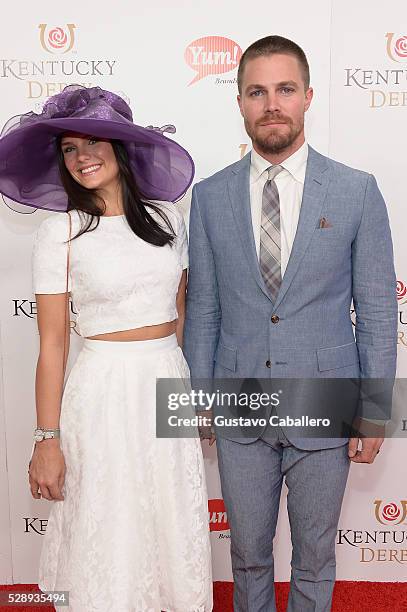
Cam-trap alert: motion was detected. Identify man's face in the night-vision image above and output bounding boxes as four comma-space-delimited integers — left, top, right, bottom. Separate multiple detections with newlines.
238, 53, 313, 159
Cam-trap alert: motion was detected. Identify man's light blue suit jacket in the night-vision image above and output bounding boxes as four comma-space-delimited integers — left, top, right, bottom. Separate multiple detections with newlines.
183, 147, 398, 449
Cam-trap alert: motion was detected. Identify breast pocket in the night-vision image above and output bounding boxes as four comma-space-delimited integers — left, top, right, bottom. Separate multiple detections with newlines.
312, 226, 350, 245
314, 227, 343, 236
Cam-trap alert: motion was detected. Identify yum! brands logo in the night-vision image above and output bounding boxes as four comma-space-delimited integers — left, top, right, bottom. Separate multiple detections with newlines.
39, 24, 76, 54
386, 33, 407, 62
374, 500, 407, 525
185, 36, 242, 86
208, 499, 230, 532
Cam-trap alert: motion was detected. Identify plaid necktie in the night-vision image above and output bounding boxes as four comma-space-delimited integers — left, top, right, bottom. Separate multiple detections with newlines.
260, 165, 284, 301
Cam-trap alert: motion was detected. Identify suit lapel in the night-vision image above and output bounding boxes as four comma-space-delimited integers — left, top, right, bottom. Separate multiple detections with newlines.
227, 152, 272, 299
273, 146, 330, 310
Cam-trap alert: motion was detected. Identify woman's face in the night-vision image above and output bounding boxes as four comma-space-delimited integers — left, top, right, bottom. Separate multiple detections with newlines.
60, 133, 120, 191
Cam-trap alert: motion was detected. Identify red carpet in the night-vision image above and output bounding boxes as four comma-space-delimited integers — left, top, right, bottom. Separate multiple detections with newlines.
1, 582, 407, 611
213, 581, 407, 611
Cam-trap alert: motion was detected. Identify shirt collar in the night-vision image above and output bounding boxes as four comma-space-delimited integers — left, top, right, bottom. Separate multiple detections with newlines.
250, 141, 308, 185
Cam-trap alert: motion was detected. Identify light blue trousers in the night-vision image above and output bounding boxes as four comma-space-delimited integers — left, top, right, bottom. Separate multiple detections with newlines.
216, 429, 350, 612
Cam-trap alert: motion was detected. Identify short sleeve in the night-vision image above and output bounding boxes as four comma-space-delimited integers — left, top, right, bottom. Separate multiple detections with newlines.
32, 214, 72, 294
154, 201, 189, 270
174, 208, 189, 270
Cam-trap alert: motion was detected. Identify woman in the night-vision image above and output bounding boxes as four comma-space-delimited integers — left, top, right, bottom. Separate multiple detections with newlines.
0, 86, 212, 611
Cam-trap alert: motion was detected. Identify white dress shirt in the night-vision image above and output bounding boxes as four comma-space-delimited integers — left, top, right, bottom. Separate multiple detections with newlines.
249, 142, 308, 277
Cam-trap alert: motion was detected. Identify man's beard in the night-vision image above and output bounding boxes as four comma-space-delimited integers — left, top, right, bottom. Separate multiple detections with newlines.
245, 115, 303, 155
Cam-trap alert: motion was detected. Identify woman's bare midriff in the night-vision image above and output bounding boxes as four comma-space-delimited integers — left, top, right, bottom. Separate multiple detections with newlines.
86, 320, 177, 341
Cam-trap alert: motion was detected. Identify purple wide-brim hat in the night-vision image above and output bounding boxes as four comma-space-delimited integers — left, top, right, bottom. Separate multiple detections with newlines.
0, 85, 194, 211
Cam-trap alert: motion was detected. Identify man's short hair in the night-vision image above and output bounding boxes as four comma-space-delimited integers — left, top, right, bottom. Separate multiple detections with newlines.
237, 35, 310, 93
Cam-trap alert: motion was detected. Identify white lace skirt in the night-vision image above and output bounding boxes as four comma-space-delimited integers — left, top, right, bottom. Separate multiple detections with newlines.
38, 334, 213, 612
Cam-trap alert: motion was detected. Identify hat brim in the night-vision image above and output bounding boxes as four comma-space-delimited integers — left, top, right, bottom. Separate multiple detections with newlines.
0, 117, 194, 211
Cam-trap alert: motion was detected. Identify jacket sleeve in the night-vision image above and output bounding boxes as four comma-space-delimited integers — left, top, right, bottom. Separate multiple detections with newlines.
183, 183, 221, 379
352, 173, 398, 378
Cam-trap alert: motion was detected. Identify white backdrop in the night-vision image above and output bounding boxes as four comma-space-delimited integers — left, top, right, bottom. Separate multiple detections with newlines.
0, 0, 406, 585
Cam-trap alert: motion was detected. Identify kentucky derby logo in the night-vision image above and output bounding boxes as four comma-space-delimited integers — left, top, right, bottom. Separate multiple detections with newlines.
39, 24, 76, 54
397, 280, 407, 306
208, 499, 230, 531
185, 36, 242, 86
374, 500, 407, 525
386, 33, 407, 62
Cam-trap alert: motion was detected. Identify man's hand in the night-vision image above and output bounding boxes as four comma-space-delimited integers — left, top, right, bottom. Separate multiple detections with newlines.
200, 431, 216, 446
348, 436, 383, 463
197, 410, 216, 446
348, 418, 385, 463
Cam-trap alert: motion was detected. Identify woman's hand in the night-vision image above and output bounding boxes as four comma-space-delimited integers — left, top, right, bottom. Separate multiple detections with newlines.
28, 439, 66, 501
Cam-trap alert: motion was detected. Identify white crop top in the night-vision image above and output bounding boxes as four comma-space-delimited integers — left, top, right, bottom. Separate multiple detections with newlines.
32, 203, 188, 337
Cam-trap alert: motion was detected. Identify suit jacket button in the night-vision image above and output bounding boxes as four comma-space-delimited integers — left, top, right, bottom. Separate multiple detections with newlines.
271, 314, 280, 324
266, 360, 271, 368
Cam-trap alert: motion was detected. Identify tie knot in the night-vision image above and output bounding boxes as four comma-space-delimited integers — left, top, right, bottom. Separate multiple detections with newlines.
267, 165, 283, 181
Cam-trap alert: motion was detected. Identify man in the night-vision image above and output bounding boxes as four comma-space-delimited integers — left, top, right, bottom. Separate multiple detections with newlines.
183, 35, 397, 611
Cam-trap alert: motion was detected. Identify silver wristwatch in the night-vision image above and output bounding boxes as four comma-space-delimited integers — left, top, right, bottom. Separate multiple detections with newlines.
34, 428, 61, 442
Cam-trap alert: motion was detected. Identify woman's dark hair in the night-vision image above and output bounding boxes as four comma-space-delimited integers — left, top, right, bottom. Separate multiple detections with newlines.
57, 136, 175, 245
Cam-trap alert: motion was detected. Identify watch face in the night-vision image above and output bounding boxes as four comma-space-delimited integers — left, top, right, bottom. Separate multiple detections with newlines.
34, 433, 43, 442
